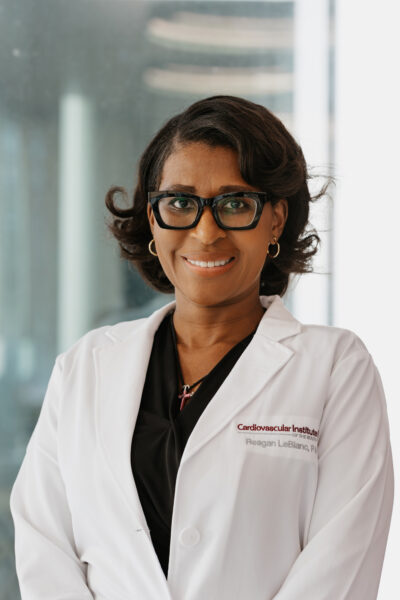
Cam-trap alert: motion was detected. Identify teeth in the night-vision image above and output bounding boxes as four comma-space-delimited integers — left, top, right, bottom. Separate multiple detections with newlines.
187, 258, 232, 267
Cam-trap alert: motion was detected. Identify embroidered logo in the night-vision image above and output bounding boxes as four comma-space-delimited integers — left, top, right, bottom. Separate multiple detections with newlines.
237, 422, 319, 439
235, 415, 320, 461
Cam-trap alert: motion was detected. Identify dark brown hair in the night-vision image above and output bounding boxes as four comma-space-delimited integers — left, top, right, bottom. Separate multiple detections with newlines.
105, 95, 328, 296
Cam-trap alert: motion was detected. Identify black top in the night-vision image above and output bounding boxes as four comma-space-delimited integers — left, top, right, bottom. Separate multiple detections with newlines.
130, 309, 257, 578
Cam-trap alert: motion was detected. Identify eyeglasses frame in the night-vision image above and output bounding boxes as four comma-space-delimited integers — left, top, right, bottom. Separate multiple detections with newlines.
147, 190, 272, 230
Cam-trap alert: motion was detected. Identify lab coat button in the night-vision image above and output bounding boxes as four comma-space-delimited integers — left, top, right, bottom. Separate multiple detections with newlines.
179, 527, 201, 547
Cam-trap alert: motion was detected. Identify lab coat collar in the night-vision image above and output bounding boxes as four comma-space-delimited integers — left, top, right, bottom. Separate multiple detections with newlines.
93, 294, 302, 530
106, 293, 301, 344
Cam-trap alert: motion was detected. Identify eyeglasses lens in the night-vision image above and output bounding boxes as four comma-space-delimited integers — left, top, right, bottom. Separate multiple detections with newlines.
158, 195, 258, 228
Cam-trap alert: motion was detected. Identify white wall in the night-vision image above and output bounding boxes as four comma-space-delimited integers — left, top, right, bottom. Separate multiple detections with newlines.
335, 1, 400, 597
291, 0, 331, 326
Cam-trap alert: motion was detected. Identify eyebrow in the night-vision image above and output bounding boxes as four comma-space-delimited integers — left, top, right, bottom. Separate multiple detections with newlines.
166, 184, 256, 193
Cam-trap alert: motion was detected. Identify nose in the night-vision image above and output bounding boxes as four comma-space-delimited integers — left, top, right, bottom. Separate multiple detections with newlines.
189, 206, 227, 244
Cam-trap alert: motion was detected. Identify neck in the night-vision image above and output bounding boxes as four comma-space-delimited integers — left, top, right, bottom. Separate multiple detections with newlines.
172, 289, 266, 350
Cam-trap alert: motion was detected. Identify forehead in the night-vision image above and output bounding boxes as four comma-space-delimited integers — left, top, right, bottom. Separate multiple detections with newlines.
159, 142, 243, 184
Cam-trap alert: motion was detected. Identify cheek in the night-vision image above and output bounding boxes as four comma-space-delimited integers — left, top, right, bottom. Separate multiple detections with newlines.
248, 247, 269, 275
239, 232, 269, 263
155, 231, 184, 273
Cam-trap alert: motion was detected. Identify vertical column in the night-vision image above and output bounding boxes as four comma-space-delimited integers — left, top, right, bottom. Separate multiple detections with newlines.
334, 0, 399, 486
291, 0, 331, 324
57, 93, 95, 353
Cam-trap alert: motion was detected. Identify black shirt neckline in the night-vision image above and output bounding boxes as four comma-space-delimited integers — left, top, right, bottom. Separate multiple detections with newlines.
167, 310, 258, 422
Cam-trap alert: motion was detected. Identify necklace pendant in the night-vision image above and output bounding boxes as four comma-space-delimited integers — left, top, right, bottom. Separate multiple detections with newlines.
178, 384, 193, 411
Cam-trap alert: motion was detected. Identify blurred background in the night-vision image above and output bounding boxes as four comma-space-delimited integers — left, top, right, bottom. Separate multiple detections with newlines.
1, 0, 398, 597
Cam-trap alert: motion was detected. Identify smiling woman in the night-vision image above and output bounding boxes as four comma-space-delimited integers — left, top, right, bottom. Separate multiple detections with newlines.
10, 94, 393, 600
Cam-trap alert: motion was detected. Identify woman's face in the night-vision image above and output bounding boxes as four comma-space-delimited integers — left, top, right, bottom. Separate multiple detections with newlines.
147, 141, 288, 307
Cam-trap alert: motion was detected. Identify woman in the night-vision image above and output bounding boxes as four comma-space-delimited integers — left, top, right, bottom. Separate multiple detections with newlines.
10, 96, 394, 600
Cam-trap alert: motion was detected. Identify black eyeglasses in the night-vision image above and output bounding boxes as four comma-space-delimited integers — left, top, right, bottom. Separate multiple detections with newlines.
147, 190, 272, 230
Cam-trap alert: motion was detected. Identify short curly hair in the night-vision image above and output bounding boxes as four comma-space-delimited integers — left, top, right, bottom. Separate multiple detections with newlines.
105, 95, 327, 297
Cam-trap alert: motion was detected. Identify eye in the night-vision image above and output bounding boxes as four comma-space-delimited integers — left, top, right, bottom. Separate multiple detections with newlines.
219, 197, 253, 211
224, 199, 244, 209
168, 196, 197, 210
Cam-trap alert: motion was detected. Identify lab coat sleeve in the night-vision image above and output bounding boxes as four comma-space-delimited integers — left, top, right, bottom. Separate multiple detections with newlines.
271, 349, 394, 600
9, 355, 94, 600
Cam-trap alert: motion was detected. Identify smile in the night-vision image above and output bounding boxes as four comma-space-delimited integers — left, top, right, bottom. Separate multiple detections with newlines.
186, 257, 234, 267
183, 256, 236, 276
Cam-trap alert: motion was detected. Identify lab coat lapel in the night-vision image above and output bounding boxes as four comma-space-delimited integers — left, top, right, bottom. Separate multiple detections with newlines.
180, 294, 302, 464
93, 294, 301, 526
93, 299, 176, 528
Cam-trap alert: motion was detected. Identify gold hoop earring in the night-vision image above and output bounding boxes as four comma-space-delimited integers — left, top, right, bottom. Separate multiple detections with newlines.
148, 238, 158, 257
267, 235, 280, 259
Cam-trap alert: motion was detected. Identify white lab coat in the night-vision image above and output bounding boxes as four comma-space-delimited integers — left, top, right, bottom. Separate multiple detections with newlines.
10, 294, 394, 600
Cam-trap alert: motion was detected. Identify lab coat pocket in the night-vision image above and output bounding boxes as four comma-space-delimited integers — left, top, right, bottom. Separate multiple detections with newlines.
234, 413, 320, 463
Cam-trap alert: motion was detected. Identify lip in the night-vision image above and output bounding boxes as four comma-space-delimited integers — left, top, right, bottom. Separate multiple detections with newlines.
182, 254, 235, 262
182, 255, 236, 276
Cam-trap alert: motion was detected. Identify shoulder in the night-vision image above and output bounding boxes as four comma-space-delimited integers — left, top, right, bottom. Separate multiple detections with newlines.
262, 295, 371, 367
55, 317, 148, 371
299, 322, 370, 354
295, 321, 372, 370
